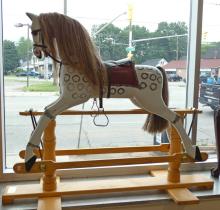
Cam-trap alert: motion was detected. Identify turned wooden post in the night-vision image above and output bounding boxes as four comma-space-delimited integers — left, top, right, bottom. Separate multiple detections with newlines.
42, 120, 57, 191
167, 113, 184, 183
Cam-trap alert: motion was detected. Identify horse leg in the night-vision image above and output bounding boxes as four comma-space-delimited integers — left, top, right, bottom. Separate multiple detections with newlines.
25, 96, 89, 171
135, 97, 202, 161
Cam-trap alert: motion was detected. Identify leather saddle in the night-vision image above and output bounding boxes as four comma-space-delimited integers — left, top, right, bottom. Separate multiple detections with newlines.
104, 58, 139, 98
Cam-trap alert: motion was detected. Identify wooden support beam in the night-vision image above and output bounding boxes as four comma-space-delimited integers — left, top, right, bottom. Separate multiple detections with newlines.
19, 108, 202, 116
38, 197, 62, 210
42, 120, 57, 191
2, 172, 213, 204
13, 152, 208, 174
19, 144, 170, 159
150, 170, 201, 205
168, 188, 199, 205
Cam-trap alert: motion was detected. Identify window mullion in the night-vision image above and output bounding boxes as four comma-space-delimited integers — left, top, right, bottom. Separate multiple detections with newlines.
185, 0, 203, 144
0, 0, 5, 178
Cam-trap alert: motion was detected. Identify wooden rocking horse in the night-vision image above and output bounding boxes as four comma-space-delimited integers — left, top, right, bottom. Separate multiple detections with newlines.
24, 12, 202, 172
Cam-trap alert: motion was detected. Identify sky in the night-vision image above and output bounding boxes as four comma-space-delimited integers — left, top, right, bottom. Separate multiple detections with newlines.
2, 0, 220, 43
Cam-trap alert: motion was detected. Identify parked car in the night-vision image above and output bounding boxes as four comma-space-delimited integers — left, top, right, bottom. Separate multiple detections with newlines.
200, 75, 208, 83
16, 70, 40, 77
16, 71, 29, 77
167, 74, 182, 82
38, 72, 52, 79
29, 70, 40, 77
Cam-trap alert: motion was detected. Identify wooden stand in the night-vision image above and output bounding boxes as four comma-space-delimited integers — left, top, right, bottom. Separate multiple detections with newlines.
2, 109, 214, 209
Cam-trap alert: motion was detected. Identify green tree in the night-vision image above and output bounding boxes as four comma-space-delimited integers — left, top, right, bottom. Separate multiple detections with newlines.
92, 23, 127, 60
3, 40, 19, 74
152, 21, 188, 61
201, 42, 220, 58
16, 37, 33, 62
92, 21, 188, 63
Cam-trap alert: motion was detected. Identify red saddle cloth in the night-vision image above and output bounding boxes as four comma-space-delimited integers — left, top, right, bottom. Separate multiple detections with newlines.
105, 60, 139, 87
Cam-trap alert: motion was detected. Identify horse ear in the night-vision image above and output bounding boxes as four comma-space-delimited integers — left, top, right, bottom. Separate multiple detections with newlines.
26, 12, 38, 20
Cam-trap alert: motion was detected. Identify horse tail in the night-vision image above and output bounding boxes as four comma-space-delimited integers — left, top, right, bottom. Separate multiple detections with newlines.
143, 66, 169, 133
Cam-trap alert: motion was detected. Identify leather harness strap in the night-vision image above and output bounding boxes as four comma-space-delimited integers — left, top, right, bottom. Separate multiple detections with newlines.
99, 78, 104, 109
107, 69, 112, 98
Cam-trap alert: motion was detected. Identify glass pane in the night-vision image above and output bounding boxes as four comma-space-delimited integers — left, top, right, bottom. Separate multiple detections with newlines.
3, 0, 63, 168
2, 0, 190, 169
197, 0, 220, 156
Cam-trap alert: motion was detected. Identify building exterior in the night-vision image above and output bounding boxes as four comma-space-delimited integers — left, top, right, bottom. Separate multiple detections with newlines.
163, 59, 220, 80
18, 56, 53, 75
141, 58, 168, 67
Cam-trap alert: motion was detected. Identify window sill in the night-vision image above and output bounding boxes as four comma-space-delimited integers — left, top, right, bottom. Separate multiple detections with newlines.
0, 170, 220, 210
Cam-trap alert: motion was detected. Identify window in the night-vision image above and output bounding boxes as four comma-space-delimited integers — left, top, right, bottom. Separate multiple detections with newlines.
1, 0, 64, 172
0, 0, 209, 180
197, 0, 220, 156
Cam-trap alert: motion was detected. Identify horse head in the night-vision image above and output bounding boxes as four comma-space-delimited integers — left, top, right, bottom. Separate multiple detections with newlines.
26, 13, 45, 59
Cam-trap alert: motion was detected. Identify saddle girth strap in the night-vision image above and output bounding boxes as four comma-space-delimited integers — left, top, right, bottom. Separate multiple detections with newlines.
98, 66, 104, 109
107, 69, 111, 98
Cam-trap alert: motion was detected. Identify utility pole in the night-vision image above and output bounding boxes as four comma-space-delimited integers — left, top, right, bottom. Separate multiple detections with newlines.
176, 36, 179, 60
93, 11, 126, 56
93, 12, 126, 37
127, 4, 134, 59
15, 23, 31, 87
64, 0, 67, 15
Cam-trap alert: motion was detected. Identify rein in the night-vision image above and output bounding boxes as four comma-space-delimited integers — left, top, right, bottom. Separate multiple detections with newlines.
34, 42, 62, 65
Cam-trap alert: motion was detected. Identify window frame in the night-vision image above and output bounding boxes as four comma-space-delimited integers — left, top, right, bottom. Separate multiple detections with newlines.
0, 0, 214, 181
185, 0, 204, 144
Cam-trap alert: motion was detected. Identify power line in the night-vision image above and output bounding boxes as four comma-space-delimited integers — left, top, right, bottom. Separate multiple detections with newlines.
132, 34, 188, 43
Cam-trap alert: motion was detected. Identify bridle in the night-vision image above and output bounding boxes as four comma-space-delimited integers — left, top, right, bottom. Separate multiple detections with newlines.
32, 29, 47, 49
31, 28, 62, 64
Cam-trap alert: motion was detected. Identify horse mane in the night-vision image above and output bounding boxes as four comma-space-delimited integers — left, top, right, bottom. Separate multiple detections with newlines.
38, 12, 105, 87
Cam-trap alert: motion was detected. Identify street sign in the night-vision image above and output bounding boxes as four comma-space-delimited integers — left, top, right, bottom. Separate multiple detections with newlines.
126, 46, 135, 52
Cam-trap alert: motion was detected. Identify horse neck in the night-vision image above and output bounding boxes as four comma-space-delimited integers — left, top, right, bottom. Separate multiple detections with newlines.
62, 64, 79, 75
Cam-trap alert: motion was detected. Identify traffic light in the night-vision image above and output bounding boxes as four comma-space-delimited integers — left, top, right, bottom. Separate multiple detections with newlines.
128, 4, 133, 20
202, 32, 208, 41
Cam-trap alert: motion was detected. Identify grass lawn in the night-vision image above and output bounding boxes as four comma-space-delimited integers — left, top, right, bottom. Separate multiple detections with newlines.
23, 81, 59, 92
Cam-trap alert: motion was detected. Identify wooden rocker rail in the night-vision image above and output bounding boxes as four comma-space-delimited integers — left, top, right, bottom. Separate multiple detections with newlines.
19, 144, 170, 159
14, 152, 208, 174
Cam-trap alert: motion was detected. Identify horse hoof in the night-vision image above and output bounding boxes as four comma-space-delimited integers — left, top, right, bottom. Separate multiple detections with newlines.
25, 155, 37, 172
195, 146, 202, 161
